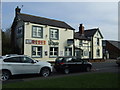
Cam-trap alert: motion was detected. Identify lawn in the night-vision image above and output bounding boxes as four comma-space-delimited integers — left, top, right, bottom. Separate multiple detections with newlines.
2, 72, 120, 88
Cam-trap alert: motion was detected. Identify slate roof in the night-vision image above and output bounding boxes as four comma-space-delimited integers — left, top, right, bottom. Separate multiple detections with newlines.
108, 40, 120, 50
17, 13, 75, 30
74, 28, 103, 40
74, 32, 88, 40
84, 29, 98, 37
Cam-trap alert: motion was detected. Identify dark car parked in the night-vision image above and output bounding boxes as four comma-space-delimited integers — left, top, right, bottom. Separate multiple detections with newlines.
54, 56, 92, 74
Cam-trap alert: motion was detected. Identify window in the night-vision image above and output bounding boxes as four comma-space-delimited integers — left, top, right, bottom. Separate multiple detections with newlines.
83, 51, 89, 56
32, 46, 42, 57
50, 47, 58, 58
97, 38, 99, 45
65, 47, 72, 56
4, 57, 21, 63
96, 49, 100, 57
20, 57, 33, 63
32, 26, 43, 38
17, 27, 23, 34
79, 40, 82, 46
50, 28, 59, 40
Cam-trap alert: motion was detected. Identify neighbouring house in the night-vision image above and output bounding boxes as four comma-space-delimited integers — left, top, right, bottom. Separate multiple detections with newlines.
11, 6, 75, 62
0, 29, 2, 56
102, 40, 120, 59
74, 24, 103, 60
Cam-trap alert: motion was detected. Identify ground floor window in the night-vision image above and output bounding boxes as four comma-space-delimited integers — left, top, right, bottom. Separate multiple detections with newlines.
83, 50, 89, 56
96, 49, 100, 57
65, 47, 72, 56
32, 46, 42, 57
50, 47, 58, 58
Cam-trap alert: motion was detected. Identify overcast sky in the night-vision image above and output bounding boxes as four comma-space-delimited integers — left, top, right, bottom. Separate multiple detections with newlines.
1, 2, 118, 40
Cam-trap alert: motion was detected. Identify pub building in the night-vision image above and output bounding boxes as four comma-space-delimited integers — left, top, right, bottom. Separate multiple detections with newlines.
11, 6, 75, 62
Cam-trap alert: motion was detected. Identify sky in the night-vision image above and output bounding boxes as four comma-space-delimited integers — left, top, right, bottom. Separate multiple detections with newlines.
1, 2, 118, 41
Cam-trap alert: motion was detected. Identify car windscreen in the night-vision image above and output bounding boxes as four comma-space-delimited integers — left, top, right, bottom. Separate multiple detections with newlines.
55, 57, 73, 63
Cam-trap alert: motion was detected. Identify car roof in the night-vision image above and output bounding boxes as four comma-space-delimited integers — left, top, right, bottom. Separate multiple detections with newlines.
1, 55, 28, 60
57, 56, 80, 58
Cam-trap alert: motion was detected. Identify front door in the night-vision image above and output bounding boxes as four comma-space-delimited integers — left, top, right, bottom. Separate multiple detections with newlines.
75, 49, 82, 58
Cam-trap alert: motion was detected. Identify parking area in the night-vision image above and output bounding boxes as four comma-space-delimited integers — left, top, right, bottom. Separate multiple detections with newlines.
2, 59, 120, 84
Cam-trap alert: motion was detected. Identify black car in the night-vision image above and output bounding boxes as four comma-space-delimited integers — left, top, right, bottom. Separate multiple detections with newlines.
54, 56, 92, 74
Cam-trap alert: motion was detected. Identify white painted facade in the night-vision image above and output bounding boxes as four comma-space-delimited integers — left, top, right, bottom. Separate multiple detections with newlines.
92, 31, 103, 59
74, 30, 103, 60
74, 39, 91, 59
14, 21, 74, 62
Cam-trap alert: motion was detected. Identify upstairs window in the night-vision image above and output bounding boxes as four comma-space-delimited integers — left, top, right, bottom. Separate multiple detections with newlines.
50, 28, 59, 40
32, 26, 43, 38
79, 40, 83, 46
97, 38, 99, 46
17, 27, 23, 34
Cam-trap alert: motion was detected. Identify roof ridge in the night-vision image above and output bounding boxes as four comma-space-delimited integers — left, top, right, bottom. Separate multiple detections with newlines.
85, 28, 98, 31
19, 13, 66, 23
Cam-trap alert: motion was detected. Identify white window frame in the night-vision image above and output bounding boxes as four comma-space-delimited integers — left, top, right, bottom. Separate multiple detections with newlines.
32, 26, 43, 38
65, 47, 72, 56
32, 46, 42, 58
50, 28, 59, 40
50, 47, 58, 58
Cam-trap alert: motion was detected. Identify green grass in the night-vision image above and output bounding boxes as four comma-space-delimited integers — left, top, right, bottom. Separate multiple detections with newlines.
2, 72, 120, 88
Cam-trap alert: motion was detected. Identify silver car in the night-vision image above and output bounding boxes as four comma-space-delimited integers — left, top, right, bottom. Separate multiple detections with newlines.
0, 55, 53, 81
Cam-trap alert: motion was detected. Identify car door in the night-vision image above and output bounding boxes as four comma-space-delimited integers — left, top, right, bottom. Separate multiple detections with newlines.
73, 57, 83, 71
20, 56, 40, 74
3, 57, 25, 75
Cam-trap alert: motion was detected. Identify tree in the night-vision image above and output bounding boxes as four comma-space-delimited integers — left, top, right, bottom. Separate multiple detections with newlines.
2, 28, 13, 55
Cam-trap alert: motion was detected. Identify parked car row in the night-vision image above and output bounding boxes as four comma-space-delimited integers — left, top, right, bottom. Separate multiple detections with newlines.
0, 55, 92, 81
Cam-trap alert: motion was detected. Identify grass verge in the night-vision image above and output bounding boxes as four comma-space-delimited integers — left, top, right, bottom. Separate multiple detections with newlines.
2, 72, 120, 88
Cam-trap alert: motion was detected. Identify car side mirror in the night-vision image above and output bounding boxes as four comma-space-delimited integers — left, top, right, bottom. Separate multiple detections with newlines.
31, 60, 36, 64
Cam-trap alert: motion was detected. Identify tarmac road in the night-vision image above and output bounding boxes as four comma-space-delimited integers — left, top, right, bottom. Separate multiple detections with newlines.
2, 59, 120, 84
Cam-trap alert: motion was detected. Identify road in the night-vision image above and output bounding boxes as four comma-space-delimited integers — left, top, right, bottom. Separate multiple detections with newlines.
2, 59, 120, 84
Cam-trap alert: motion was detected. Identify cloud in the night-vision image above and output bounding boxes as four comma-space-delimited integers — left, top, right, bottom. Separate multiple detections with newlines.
2, 2, 118, 40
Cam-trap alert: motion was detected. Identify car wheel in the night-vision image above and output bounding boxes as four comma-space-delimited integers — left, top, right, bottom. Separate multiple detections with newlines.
40, 68, 50, 77
1, 70, 11, 81
64, 68, 70, 74
86, 66, 91, 72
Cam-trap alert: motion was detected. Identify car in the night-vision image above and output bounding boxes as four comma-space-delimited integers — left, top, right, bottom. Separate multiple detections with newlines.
54, 56, 92, 74
116, 57, 120, 66
0, 55, 53, 81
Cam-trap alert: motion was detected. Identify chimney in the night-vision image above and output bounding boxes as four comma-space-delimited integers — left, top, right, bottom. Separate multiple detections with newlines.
79, 24, 84, 35
15, 6, 21, 16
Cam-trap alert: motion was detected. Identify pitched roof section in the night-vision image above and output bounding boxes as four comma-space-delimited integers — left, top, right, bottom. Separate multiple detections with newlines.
108, 40, 120, 50
74, 28, 103, 40
18, 13, 75, 30
74, 32, 88, 40
84, 29, 98, 37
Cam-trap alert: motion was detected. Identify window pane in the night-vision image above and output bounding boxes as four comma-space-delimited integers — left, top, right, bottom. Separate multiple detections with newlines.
32, 46, 42, 57
33, 27, 37, 37
37, 28, 42, 37
50, 29, 58, 39
33, 26, 43, 38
